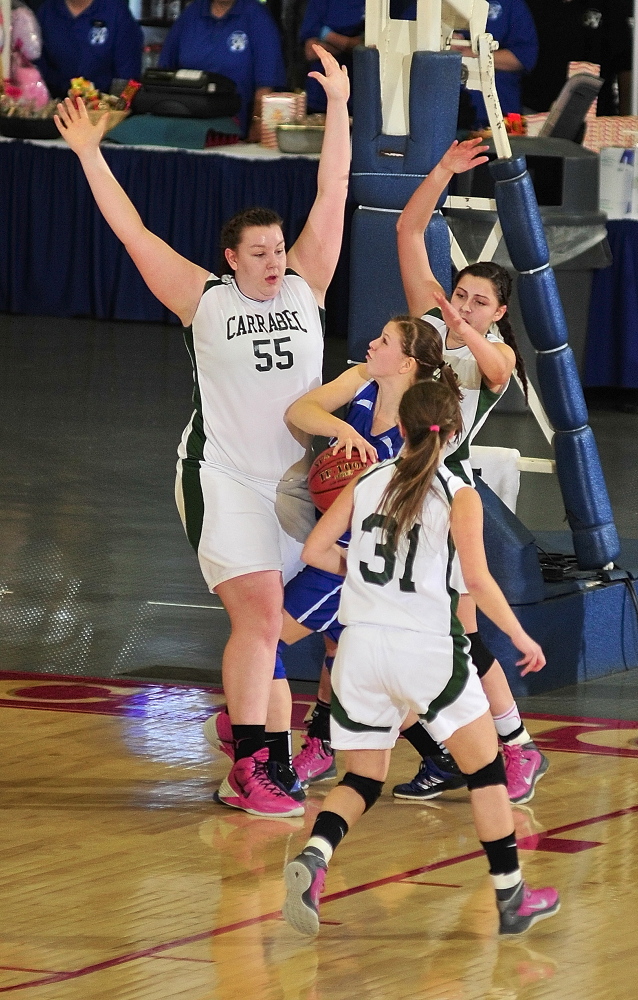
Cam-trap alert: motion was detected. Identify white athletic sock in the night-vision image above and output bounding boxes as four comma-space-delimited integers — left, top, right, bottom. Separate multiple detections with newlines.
306, 836, 333, 863
492, 703, 531, 744
491, 868, 523, 892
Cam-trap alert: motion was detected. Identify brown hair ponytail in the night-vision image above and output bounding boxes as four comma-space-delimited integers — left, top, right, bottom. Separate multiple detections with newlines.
379, 382, 463, 540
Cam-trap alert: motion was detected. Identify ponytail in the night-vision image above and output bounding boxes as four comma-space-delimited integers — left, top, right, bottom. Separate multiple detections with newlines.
379, 382, 462, 540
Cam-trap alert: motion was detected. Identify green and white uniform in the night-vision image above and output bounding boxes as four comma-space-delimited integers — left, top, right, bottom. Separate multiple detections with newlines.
330, 460, 489, 751
424, 308, 507, 485
176, 270, 323, 591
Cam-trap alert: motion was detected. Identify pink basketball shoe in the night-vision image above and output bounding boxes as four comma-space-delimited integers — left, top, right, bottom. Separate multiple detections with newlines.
503, 742, 549, 804
498, 881, 560, 935
203, 707, 234, 761
217, 748, 304, 818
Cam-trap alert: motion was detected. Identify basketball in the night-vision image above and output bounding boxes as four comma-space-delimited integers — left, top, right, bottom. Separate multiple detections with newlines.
308, 448, 373, 513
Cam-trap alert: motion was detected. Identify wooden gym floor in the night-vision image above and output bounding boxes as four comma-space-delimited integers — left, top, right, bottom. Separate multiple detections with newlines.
3, 315, 638, 998
2, 672, 637, 1000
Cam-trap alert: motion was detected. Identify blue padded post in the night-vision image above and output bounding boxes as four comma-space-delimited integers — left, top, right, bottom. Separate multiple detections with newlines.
348, 46, 459, 360
535, 348, 589, 431
348, 207, 452, 362
517, 270, 569, 352
490, 158, 549, 272
351, 47, 461, 210
553, 428, 618, 569
489, 155, 620, 569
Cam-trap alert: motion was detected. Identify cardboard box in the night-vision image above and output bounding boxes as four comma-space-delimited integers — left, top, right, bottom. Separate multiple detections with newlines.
260, 92, 306, 148
584, 117, 638, 154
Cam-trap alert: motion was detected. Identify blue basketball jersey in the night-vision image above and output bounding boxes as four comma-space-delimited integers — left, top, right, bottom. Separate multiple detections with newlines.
334, 379, 404, 461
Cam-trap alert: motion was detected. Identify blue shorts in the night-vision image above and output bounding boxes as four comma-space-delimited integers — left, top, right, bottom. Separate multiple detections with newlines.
284, 564, 345, 643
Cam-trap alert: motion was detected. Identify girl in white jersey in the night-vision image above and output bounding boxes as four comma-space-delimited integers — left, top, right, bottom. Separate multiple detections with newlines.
394, 137, 547, 806
282, 380, 559, 938
54, 46, 351, 819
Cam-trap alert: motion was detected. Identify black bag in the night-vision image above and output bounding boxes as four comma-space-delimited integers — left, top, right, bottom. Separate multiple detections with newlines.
132, 69, 241, 118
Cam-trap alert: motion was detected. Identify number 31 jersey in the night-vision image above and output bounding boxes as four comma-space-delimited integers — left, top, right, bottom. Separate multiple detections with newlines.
178, 270, 324, 482
339, 460, 471, 635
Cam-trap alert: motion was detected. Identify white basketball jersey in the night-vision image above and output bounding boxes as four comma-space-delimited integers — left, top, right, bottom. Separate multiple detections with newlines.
424, 310, 507, 477
179, 271, 323, 482
339, 460, 471, 634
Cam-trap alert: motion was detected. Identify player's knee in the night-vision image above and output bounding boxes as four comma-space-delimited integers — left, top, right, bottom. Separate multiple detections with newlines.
463, 753, 506, 790
338, 772, 384, 812
467, 632, 495, 678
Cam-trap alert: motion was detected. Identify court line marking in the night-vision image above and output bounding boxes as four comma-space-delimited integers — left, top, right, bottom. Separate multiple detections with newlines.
2, 802, 637, 994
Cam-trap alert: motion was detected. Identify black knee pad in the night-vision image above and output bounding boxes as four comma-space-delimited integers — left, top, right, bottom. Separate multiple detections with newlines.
467, 632, 495, 678
338, 771, 384, 812
463, 753, 506, 791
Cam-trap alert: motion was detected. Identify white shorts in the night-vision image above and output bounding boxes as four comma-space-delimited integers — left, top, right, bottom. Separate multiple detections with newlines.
330, 623, 489, 751
175, 461, 306, 591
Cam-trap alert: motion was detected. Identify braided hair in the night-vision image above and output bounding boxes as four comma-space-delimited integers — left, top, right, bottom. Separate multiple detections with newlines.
453, 262, 528, 402
391, 315, 462, 402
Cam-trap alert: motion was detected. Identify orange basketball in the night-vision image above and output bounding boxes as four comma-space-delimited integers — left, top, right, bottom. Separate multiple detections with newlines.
308, 448, 373, 513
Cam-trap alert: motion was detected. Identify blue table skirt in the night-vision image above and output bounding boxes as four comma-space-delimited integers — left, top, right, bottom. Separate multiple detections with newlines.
585, 219, 638, 388
0, 139, 320, 323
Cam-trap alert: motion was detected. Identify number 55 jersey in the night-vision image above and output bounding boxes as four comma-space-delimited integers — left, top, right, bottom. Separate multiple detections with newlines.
179, 270, 324, 483
339, 460, 471, 635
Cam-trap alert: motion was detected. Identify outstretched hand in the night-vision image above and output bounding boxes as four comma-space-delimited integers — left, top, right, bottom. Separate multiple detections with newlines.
308, 43, 350, 104
54, 97, 109, 155
433, 289, 467, 339
440, 137, 489, 175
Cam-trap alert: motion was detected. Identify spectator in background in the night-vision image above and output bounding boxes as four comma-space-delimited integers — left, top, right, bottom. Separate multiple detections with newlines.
522, 2, 633, 116
158, 0, 286, 139
299, 0, 364, 112
36, 0, 142, 97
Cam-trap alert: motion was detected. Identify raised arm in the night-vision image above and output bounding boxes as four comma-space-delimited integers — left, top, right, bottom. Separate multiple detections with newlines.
286, 45, 351, 305
285, 364, 377, 461
54, 99, 208, 326
396, 139, 488, 317
433, 291, 514, 392
451, 487, 545, 675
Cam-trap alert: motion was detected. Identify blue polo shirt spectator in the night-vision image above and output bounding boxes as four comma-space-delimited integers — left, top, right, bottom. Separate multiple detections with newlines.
37, 0, 143, 98
158, 0, 287, 137
398, 0, 538, 127
299, 0, 364, 112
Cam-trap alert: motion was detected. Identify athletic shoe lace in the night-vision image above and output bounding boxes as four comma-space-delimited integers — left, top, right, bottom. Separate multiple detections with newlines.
503, 743, 524, 781
295, 737, 325, 768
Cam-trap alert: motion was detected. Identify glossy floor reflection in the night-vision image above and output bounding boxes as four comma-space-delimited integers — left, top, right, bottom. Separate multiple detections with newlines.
1, 675, 638, 999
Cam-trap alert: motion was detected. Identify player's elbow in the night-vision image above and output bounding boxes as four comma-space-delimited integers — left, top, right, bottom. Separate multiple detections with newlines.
463, 569, 491, 596
301, 539, 321, 567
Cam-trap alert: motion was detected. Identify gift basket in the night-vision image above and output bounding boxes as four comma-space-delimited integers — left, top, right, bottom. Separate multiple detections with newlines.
0, 4, 139, 139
